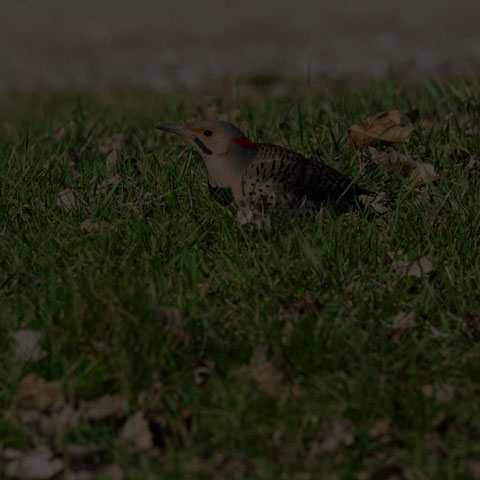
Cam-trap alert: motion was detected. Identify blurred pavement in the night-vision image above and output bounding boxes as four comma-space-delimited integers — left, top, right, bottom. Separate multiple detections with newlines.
1, 0, 480, 88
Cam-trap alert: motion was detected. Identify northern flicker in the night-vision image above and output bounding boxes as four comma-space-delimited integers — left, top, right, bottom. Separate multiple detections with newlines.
156, 120, 371, 224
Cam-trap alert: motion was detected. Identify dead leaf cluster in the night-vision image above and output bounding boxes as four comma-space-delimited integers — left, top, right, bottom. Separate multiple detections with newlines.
4, 371, 183, 479
347, 110, 414, 152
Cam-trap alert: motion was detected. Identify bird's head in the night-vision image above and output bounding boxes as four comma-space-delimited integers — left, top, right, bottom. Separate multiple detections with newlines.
155, 120, 257, 189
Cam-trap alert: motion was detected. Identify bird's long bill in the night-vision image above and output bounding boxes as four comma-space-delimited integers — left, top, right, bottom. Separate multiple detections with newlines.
155, 124, 194, 139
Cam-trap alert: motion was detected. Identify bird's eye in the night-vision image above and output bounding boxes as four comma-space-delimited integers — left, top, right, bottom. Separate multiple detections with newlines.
204, 130, 212, 137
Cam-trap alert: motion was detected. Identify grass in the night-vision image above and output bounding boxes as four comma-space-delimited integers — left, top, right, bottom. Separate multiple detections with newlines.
1, 78, 480, 479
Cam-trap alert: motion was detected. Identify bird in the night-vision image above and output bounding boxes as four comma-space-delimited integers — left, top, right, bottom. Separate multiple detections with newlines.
155, 120, 372, 224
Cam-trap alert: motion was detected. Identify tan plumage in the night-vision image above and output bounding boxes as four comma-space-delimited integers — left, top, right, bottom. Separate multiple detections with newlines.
155, 120, 371, 224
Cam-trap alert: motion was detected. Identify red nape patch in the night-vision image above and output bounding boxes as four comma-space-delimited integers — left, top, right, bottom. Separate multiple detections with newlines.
233, 137, 257, 151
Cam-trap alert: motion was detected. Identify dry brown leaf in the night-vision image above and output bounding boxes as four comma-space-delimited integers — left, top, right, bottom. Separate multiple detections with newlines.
250, 347, 284, 397
309, 418, 355, 457
15, 374, 64, 414
37, 404, 80, 437
388, 312, 416, 344
389, 252, 434, 277
392, 311, 416, 330
347, 110, 414, 151
5, 446, 64, 479
409, 162, 440, 186
99, 134, 124, 154
14, 374, 81, 437
362, 147, 439, 185
106, 151, 118, 173
120, 411, 153, 451
56, 189, 86, 211
80, 219, 111, 232
54, 126, 67, 142
367, 192, 389, 214
79, 394, 126, 421
368, 420, 390, 439
422, 383, 454, 404
11, 329, 46, 365
97, 174, 121, 194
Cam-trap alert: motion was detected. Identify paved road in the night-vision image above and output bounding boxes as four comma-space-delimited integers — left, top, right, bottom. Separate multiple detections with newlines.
1, 0, 480, 87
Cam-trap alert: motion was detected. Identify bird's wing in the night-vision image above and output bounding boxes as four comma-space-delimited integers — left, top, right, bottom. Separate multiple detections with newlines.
242, 144, 371, 202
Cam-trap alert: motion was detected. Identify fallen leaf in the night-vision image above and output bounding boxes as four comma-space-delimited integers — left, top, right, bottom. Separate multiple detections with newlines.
367, 191, 389, 214
388, 311, 416, 343
389, 252, 434, 277
79, 394, 126, 421
120, 411, 153, 451
99, 134, 124, 154
392, 311, 416, 330
56, 189, 86, 211
80, 219, 111, 232
5, 446, 64, 479
37, 404, 80, 437
368, 420, 390, 439
361, 147, 439, 185
106, 151, 118, 173
15, 374, 64, 415
11, 329, 46, 365
14, 374, 80, 437
250, 347, 284, 397
309, 418, 355, 457
54, 126, 66, 142
422, 383, 454, 404
347, 110, 414, 151
96, 175, 121, 194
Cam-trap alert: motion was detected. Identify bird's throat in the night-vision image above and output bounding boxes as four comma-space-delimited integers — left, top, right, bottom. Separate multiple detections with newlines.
194, 137, 212, 155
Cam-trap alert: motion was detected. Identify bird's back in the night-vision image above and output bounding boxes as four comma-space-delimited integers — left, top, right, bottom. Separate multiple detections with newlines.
243, 143, 370, 203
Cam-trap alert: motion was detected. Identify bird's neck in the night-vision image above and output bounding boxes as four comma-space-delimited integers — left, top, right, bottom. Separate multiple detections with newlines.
205, 151, 255, 193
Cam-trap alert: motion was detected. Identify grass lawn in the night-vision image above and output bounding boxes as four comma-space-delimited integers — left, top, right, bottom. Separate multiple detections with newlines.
1, 78, 480, 479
